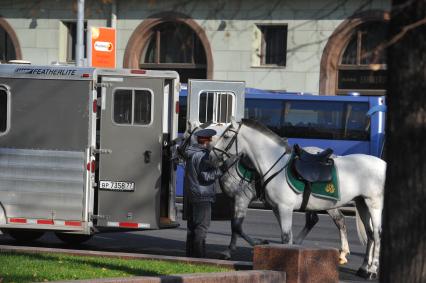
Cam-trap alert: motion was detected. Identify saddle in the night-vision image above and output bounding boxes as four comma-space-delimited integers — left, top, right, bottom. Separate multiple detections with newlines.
293, 144, 334, 183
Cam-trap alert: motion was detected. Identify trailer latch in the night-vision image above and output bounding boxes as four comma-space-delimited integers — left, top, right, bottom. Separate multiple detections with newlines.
95, 82, 112, 88
90, 214, 108, 220
92, 148, 112, 154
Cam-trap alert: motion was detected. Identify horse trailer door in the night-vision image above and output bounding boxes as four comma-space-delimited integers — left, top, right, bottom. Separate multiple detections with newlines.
185, 80, 245, 220
97, 76, 164, 229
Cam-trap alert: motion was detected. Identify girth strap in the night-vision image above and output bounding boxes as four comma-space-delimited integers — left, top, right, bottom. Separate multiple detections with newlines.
299, 182, 312, 211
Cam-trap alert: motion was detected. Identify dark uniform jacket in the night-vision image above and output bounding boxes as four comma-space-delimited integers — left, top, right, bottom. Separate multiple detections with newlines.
185, 144, 222, 203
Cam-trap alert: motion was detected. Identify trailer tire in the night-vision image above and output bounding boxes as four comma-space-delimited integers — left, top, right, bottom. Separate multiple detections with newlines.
6, 229, 44, 242
55, 233, 92, 245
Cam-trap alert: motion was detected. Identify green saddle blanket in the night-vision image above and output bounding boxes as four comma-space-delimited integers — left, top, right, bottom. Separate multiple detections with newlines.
285, 154, 340, 201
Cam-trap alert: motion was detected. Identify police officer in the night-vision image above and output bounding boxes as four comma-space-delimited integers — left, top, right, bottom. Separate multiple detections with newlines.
184, 128, 236, 258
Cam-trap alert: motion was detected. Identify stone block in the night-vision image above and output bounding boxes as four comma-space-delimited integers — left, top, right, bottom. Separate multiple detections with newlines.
253, 244, 339, 283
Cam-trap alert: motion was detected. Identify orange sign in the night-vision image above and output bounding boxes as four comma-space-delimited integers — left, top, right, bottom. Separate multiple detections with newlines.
89, 27, 116, 68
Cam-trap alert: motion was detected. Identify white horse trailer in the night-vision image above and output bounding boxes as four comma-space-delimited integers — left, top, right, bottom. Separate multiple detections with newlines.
0, 64, 180, 243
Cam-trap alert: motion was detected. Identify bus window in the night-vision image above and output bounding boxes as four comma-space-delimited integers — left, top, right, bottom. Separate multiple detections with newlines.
283, 101, 345, 140
245, 99, 285, 134
343, 102, 371, 140
245, 99, 370, 141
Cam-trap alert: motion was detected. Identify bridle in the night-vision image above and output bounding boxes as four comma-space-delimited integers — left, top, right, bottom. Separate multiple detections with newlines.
213, 121, 293, 191
212, 123, 242, 161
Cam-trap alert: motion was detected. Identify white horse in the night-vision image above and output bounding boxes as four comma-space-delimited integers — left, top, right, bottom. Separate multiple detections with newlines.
178, 121, 350, 265
212, 119, 385, 279
218, 149, 351, 265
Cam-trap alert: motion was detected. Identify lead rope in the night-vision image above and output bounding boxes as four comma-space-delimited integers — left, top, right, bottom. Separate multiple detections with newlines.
177, 127, 199, 161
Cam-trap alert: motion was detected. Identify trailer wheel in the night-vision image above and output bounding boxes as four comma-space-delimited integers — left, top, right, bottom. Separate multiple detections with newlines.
6, 229, 44, 242
55, 233, 92, 245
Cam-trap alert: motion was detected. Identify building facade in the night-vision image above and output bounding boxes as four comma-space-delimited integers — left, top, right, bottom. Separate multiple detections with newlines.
0, 0, 390, 95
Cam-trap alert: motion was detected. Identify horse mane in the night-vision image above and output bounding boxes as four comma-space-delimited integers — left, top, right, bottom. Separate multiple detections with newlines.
241, 118, 289, 148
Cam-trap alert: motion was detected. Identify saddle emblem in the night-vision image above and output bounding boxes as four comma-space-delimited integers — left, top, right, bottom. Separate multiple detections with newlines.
325, 183, 335, 194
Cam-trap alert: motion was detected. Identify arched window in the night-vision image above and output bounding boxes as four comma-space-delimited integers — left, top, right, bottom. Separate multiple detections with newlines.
0, 24, 17, 63
140, 22, 207, 83
337, 21, 388, 95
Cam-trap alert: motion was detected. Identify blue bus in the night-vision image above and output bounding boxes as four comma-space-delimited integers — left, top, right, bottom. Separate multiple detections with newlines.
176, 87, 386, 196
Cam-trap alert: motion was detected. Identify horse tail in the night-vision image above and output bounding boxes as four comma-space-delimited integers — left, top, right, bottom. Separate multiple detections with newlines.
355, 206, 368, 246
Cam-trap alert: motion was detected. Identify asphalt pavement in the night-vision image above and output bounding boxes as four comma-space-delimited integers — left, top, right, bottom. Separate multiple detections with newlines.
0, 206, 375, 282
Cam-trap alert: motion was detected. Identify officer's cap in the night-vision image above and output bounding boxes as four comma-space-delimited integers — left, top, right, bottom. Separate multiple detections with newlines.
194, 129, 217, 138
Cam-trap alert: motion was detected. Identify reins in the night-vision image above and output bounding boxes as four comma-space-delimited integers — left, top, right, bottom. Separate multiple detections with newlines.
261, 149, 292, 190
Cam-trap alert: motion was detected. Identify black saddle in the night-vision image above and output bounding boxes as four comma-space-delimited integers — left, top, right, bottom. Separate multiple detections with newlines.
293, 144, 334, 183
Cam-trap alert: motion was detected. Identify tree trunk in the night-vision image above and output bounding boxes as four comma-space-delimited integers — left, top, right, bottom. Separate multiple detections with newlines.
380, 1, 426, 282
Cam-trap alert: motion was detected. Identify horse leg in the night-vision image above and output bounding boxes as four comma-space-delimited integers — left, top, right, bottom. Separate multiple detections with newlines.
294, 211, 318, 245
273, 204, 293, 244
221, 218, 240, 260
327, 208, 350, 265
221, 197, 244, 260
364, 197, 383, 279
354, 198, 376, 279
222, 193, 268, 260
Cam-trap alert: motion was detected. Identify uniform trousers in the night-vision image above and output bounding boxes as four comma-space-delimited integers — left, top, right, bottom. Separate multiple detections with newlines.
186, 201, 212, 258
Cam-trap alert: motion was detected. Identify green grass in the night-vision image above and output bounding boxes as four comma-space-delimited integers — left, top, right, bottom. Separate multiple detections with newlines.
0, 251, 230, 283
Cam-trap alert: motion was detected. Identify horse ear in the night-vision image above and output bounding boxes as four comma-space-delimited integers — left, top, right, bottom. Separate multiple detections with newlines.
231, 116, 238, 129
186, 121, 192, 132
186, 120, 200, 132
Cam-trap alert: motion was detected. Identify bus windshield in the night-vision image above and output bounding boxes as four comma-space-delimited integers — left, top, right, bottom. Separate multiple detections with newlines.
245, 99, 370, 141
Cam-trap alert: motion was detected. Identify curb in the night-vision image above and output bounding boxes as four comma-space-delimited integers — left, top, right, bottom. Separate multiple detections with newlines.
56, 270, 286, 283
0, 245, 252, 270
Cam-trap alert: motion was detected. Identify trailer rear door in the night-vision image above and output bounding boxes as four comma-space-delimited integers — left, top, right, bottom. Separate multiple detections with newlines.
184, 79, 245, 220
97, 76, 164, 229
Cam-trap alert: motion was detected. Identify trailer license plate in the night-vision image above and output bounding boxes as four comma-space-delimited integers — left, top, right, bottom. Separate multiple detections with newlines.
99, 181, 135, 191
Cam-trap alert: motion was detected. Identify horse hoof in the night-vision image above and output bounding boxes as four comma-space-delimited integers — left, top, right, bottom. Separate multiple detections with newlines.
253, 239, 269, 245
338, 257, 348, 265
219, 251, 232, 260
356, 268, 377, 280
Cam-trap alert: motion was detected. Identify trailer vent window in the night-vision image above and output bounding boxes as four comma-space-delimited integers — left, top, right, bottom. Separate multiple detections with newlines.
134, 90, 152, 125
199, 92, 214, 123
0, 87, 9, 134
114, 89, 133, 124
198, 91, 234, 123
114, 89, 152, 126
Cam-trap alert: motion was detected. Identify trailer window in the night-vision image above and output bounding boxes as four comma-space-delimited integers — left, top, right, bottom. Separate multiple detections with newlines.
0, 87, 9, 134
0, 85, 10, 135
198, 91, 234, 123
114, 89, 133, 124
134, 90, 152, 125
114, 89, 152, 126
